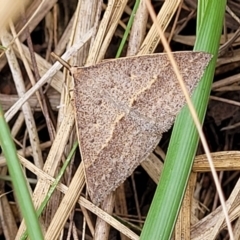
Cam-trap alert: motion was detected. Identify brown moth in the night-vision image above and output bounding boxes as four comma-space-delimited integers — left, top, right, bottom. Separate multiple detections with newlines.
71, 52, 212, 205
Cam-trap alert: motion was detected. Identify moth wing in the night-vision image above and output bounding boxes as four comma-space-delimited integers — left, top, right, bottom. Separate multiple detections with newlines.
73, 52, 211, 205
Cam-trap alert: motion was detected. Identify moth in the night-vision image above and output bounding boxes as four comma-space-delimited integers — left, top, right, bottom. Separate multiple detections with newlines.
70, 52, 211, 205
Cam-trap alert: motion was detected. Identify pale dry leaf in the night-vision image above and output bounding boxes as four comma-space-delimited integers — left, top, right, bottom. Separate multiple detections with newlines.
0, 0, 29, 34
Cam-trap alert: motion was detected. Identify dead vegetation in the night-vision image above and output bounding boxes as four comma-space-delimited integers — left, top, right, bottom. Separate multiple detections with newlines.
0, 0, 240, 239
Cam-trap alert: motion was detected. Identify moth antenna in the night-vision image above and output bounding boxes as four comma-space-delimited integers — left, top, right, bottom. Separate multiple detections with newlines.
51, 52, 71, 71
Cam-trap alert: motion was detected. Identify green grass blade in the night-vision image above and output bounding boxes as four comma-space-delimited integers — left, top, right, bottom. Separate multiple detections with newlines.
115, 0, 140, 58
140, 1, 226, 239
20, 142, 78, 240
0, 105, 44, 240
